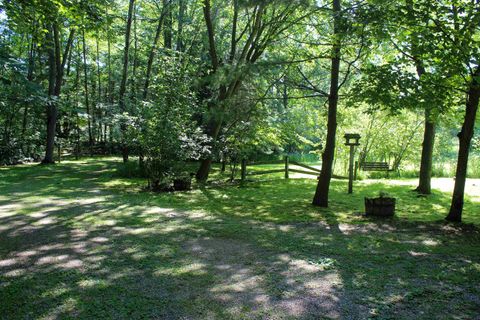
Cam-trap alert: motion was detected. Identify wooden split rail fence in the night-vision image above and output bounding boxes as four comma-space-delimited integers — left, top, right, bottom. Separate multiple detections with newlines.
240, 156, 347, 182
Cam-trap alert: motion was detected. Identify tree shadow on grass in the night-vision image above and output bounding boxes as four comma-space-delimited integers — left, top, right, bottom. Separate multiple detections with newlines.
1, 159, 479, 319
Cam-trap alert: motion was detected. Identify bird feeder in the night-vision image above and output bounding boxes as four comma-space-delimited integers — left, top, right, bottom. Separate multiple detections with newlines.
344, 133, 361, 146
344, 133, 361, 194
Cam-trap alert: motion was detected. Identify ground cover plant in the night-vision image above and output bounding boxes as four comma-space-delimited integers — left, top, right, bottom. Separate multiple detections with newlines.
1, 158, 479, 319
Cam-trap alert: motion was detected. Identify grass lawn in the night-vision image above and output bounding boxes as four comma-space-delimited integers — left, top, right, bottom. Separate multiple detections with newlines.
1, 158, 479, 319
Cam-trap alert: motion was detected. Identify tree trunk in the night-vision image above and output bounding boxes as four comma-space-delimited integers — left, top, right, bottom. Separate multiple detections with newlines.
163, 0, 172, 50
176, 0, 185, 52
119, 0, 135, 163
446, 68, 480, 222
42, 27, 57, 164
312, 0, 341, 207
131, 2, 138, 102
417, 110, 436, 194
106, 7, 113, 105
143, 7, 165, 100
196, 118, 223, 181
96, 37, 102, 104
21, 32, 36, 148
43, 24, 74, 164
414, 62, 436, 194
82, 29, 93, 149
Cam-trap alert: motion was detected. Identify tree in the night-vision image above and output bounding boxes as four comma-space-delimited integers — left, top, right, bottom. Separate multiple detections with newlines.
119, 0, 135, 163
196, 0, 310, 181
312, 0, 342, 207
416, 0, 480, 222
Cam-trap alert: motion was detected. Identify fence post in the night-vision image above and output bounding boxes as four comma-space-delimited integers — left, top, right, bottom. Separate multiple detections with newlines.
57, 142, 61, 163
241, 159, 247, 182
284, 156, 289, 179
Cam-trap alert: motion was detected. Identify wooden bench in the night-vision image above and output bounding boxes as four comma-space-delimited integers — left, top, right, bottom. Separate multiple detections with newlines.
361, 162, 392, 171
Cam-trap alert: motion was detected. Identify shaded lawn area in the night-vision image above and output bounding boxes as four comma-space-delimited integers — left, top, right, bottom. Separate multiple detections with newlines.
0, 158, 479, 319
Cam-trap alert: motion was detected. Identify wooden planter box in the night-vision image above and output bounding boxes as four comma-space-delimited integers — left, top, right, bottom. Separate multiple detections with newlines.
173, 178, 192, 191
365, 197, 396, 217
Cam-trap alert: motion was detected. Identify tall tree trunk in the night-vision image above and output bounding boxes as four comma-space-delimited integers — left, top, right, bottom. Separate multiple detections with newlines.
312, 0, 341, 207
95, 37, 103, 144
417, 109, 436, 193
163, 0, 172, 50
119, 0, 135, 163
82, 29, 93, 148
414, 63, 436, 194
446, 68, 480, 222
21, 31, 36, 149
96, 37, 102, 102
106, 7, 113, 105
195, 0, 222, 182
42, 27, 58, 164
196, 118, 223, 181
131, 1, 138, 102
176, 0, 185, 52
143, 7, 165, 99
42, 24, 74, 164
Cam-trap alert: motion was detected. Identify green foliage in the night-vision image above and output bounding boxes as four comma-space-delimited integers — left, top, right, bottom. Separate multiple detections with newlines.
139, 56, 210, 187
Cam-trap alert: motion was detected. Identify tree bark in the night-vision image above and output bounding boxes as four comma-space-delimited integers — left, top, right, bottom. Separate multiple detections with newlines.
414, 63, 436, 194
417, 109, 436, 194
143, 7, 165, 100
312, 0, 341, 207
42, 24, 74, 164
119, 0, 135, 163
163, 0, 172, 50
195, 116, 224, 181
446, 68, 480, 222
21, 31, 36, 149
177, 0, 185, 52
82, 29, 93, 149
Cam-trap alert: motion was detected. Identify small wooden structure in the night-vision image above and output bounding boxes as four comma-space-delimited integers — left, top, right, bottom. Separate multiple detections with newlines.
344, 133, 360, 194
361, 162, 392, 172
365, 197, 396, 217
240, 156, 347, 182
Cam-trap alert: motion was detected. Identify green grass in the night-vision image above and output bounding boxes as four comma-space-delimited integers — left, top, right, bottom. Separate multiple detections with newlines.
0, 158, 479, 319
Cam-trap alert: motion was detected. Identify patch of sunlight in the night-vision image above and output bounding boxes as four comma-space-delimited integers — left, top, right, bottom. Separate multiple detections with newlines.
154, 262, 207, 276
91, 236, 109, 243
38, 255, 83, 270
102, 180, 138, 187
34, 217, 57, 225
0, 258, 17, 267
431, 203, 446, 211
80, 218, 117, 227
41, 286, 70, 299
78, 278, 108, 289
421, 239, 440, 246
16, 250, 38, 257
36, 254, 70, 265
385, 294, 404, 304
157, 224, 196, 234
40, 297, 77, 320
128, 227, 157, 235
0, 203, 21, 216
408, 251, 429, 257
131, 252, 148, 260
4, 268, 26, 277
107, 269, 138, 281
144, 207, 175, 214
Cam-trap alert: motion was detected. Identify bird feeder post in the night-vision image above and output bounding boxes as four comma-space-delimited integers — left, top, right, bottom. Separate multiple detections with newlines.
344, 133, 361, 194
